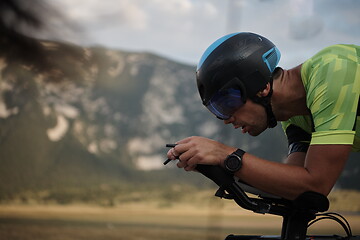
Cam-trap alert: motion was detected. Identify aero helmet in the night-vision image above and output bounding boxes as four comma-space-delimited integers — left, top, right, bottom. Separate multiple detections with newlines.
196, 32, 281, 127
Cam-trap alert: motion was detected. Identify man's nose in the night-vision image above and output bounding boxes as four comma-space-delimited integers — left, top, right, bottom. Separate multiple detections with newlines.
223, 116, 234, 124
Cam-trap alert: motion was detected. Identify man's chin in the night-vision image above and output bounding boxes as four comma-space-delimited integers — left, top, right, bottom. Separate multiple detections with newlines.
248, 128, 266, 137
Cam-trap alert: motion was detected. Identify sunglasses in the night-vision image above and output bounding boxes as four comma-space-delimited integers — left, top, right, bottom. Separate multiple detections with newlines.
205, 88, 244, 120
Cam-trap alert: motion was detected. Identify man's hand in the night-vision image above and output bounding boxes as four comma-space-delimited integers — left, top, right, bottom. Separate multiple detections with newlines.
166, 136, 236, 171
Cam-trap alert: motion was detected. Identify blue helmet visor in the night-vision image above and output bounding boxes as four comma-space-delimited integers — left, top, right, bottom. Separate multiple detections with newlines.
205, 88, 244, 120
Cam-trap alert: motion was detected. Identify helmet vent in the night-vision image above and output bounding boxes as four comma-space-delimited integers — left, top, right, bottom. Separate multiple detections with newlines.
262, 47, 281, 73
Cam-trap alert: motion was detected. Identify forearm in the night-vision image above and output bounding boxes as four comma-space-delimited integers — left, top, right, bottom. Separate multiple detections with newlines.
171, 137, 349, 200
233, 152, 321, 200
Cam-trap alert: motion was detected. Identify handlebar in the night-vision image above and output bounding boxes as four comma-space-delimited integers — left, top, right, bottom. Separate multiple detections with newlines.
165, 143, 329, 215
195, 164, 329, 216
164, 140, 339, 240
195, 165, 272, 214
195, 164, 355, 240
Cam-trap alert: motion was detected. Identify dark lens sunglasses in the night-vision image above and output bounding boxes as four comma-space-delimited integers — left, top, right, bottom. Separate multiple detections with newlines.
205, 78, 245, 120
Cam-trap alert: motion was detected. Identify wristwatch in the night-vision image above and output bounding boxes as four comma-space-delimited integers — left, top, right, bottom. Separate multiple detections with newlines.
224, 149, 245, 173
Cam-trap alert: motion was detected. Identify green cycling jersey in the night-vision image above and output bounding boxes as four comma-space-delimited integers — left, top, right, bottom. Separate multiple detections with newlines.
282, 44, 360, 152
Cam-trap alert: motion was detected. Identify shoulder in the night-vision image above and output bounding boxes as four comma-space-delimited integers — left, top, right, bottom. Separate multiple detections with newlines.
301, 44, 360, 94
307, 44, 359, 61
302, 44, 360, 73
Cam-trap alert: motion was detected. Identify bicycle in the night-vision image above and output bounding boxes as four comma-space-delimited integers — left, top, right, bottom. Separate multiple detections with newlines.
190, 164, 360, 240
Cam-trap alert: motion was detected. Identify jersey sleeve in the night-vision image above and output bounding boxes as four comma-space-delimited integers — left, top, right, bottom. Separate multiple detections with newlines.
282, 123, 311, 154
302, 48, 360, 145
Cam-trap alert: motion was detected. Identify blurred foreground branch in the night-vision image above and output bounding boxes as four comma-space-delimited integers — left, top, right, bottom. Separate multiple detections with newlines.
0, 0, 78, 71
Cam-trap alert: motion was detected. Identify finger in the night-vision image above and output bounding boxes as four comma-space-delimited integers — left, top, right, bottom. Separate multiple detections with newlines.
184, 165, 196, 172
176, 161, 185, 168
183, 155, 199, 170
171, 148, 181, 159
185, 155, 199, 167
173, 142, 195, 158
166, 149, 176, 160
178, 147, 197, 163
176, 136, 193, 144
176, 158, 188, 169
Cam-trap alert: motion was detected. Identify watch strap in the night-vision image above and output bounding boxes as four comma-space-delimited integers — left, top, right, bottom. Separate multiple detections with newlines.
233, 148, 245, 158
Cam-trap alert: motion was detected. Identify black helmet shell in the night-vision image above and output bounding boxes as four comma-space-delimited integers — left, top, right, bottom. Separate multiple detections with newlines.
196, 32, 281, 106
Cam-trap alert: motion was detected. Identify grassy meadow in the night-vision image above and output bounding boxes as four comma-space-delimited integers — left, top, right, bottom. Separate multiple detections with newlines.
0, 190, 360, 240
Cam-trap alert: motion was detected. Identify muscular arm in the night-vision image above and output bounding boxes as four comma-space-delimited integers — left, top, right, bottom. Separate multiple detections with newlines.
237, 144, 351, 200
284, 152, 306, 166
168, 136, 351, 200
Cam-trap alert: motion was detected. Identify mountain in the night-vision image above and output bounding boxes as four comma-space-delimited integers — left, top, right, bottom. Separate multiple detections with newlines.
0, 39, 358, 203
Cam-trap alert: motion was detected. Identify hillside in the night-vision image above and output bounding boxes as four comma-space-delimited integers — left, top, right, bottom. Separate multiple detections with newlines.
0, 38, 358, 204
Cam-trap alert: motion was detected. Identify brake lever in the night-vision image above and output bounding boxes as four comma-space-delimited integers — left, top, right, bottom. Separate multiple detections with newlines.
163, 144, 178, 165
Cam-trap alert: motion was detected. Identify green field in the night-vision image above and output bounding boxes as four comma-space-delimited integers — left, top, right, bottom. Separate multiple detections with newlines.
1, 194, 360, 240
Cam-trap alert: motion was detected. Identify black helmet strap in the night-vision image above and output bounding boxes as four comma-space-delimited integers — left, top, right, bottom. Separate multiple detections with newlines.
251, 79, 277, 128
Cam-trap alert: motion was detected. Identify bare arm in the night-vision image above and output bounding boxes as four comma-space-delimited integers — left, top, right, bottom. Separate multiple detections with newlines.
234, 144, 351, 200
284, 152, 306, 166
168, 136, 351, 200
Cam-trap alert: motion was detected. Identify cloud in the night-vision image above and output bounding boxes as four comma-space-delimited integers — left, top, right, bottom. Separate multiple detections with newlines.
55, 0, 147, 30
151, 0, 193, 14
52, 0, 360, 66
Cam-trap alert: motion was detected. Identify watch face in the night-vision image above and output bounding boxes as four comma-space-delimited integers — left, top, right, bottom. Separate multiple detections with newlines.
227, 155, 241, 169
225, 154, 242, 173
225, 149, 244, 173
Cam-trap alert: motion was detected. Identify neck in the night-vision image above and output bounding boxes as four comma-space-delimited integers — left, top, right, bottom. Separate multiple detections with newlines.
271, 65, 309, 121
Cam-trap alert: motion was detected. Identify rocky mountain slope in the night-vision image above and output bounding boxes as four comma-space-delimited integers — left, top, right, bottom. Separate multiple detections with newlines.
0, 39, 358, 203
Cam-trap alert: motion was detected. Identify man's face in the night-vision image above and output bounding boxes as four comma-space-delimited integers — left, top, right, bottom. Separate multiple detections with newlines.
223, 99, 268, 136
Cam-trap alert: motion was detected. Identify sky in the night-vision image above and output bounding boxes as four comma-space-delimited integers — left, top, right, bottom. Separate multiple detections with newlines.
50, 0, 360, 68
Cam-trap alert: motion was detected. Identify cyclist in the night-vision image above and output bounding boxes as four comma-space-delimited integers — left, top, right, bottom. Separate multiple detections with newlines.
167, 32, 360, 200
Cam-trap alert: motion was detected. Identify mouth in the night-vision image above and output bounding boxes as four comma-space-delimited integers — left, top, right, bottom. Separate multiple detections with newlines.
241, 125, 251, 134
233, 124, 248, 133
233, 124, 242, 129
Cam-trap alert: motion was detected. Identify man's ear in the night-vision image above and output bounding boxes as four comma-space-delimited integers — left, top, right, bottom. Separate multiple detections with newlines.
256, 83, 271, 97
